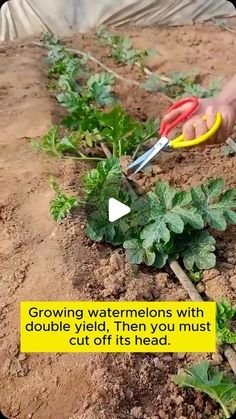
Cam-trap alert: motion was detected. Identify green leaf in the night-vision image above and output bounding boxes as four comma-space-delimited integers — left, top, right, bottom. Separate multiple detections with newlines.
165, 212, 184, 234
155, 181, 176, 209
153, 251, 168, 268
56, 135, 78, 153
172, 361, 236, 418
99, 106, 139, 157
141, 181, 204, 248
141, 217, 171, 247
86, 210, 115, 242
96, 28, 156, 66
31, 126, 61, 157
202, 178, 225, 198
83, 158, 122, 196
50, 181, 79, 223
87, 73, 115, 106
216, 299, 236, 345
181, 231, 216, 270
188, 269, 203, 283
191, 179, 236, 231
142, 74, 162, 92
123, 239, 155, 266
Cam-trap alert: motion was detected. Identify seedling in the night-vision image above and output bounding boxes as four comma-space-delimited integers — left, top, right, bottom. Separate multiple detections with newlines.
50, 180, 79, 223
188, 268, 203, 283
216, 299, 236, 345
32, 126, 103, 162
96, 27, 156, 67
143, 71, 222, 99
98, 106, 159, 158
173, 361, 236, 418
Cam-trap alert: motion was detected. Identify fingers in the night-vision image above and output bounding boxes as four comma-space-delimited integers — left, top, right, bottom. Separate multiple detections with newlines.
183, 106, 218, 142
205, 106, 225, 143
163, 103, 193, 123
205, 106, 216, 130
163, 108, 182, 124
182, 120, 196, 140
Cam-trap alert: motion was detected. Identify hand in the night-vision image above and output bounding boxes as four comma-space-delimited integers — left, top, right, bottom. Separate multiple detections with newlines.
163, 97, 236, 144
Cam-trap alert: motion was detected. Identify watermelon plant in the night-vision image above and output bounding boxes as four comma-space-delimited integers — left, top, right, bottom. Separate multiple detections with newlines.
35, 35, 159, 159
96, 27, 156, 67
50, 158, 236, 271
216, 299, 236, 345
143, 72, 222, 99
49, 179, 80, 223
82, 160, 236, 270
173, 361, 236, 418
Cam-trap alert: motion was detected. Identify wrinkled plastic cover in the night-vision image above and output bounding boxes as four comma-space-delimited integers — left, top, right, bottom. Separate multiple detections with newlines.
0, 0, 235, 41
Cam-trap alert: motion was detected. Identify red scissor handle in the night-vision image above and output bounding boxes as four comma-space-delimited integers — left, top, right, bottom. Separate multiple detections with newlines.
160, 97, 199, 137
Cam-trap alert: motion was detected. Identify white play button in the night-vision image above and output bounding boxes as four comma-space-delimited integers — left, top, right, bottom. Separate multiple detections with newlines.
108, 198, 131, 222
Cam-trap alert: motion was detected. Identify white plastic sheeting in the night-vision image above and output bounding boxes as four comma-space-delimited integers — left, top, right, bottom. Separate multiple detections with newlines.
0, 0, 235, 41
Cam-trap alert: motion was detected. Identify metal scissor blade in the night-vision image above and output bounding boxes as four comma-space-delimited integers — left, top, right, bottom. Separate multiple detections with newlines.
133, 137, 169, 174
127, 147, 155, 170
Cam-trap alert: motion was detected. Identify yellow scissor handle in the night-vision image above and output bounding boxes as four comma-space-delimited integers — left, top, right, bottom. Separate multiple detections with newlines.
169, 112, 222, 148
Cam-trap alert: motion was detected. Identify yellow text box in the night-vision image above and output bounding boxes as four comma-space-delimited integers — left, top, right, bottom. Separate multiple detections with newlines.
20, 301, 216, 353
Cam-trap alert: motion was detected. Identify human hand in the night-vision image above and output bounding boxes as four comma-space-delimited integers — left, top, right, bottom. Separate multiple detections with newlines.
162, 97, 236, 144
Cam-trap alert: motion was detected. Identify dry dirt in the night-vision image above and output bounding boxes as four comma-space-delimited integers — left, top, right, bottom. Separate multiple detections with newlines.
0, 22, 236, 419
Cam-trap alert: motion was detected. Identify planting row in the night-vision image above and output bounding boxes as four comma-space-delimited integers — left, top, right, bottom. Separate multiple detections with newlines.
32, 32, 236, 418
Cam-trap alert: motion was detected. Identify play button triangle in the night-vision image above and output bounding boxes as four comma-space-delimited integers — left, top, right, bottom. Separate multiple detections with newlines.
108, 198, 131, 222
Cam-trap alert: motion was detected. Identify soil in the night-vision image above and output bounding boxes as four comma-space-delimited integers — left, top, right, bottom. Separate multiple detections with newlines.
0, 21, 236, 419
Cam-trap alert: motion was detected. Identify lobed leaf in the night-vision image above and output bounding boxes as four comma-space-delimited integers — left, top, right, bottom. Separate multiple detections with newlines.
191, 179, 236, 231
181, 231, 216, 270
173, 361, 236, 418
50, 182, 79, 223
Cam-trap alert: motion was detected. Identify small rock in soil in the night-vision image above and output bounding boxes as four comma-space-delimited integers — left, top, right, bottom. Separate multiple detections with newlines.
174, 396, 184, 406
153, 357, 160, 368
176, 353, 186, 360
102, 274, 126, 297
124, 276, 159, 300
109, 252, 125, 272
154, 273, 169, 288
196, 283, 205, 293
162, 355, 172, 362
152, 165, 163, 175
130, 406, 143, 418
211, 353, 223, 365
8, 342, 19, 357
230, 275, 236, 289
222, 262, 235, 269
18, 353, 27, 361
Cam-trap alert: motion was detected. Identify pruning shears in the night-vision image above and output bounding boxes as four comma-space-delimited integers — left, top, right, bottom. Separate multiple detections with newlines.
128, 97, 222, 174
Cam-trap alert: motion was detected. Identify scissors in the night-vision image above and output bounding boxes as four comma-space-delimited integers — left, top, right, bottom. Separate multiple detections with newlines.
128, 97, 222, 174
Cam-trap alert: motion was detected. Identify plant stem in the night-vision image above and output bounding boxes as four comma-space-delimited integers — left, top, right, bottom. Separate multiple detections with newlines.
62, 155, 104, 162
219, 401, 230, 418
77, 200, 86, 205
